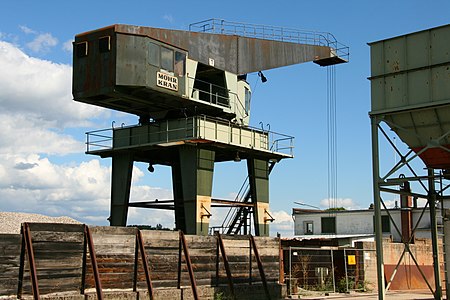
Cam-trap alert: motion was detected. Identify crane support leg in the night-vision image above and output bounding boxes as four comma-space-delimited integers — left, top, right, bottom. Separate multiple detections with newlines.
247, 158, 270, 236
172, 146, 215, 235
110, 152, 134, 226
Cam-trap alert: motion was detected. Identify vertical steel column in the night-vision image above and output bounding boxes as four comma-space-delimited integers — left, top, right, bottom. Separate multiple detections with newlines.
110, 152, 134, 226
136, 229, 154, 298
247, 158, 270, 236
84, 225, 103, 300
179, 231, 199, 300
443, 208, 450, 299
331, 249, 335, 293
249, 235, 271, 300
278, 234, 284, 284
289, 247, 292, 297
345, 249, 349, 293
428, 169, 443, 300
17, 228, 26, 299
23, 223, 39, 300
371, 117, 385, 300
217, 234, 236, 300
172, 146, 215, 235
80, 229, 87, 294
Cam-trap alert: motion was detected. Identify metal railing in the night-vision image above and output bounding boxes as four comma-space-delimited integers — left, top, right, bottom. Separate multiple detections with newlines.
195, 115, 294, 156
187, 76, 231, 108
186, 76, 248, 122
85, 116, 294, 157
189, 19, 349, 62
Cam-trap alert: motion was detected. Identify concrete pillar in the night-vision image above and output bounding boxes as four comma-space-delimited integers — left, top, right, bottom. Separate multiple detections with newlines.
110, 152, 134, 226
247, 158, 270, 236
172, 146, 215, 235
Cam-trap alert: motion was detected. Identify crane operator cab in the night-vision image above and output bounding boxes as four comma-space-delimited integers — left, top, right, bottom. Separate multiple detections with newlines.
73, 25, 251, 126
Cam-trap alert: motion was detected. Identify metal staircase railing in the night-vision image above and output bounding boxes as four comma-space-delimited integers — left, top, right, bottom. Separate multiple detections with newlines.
215, 160, 276, 235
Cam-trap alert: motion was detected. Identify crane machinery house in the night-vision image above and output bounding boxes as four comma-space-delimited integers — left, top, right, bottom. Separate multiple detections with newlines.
72, 20, 348, 236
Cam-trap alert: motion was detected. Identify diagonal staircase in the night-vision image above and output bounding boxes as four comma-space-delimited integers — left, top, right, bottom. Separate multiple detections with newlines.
220, 161, 276, 235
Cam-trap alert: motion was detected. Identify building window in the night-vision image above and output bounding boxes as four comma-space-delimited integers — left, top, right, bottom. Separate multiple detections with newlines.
381, 215, 390, 233
373, 215, 391, 233
304, 221, 314, 235
321, 217, 336, 234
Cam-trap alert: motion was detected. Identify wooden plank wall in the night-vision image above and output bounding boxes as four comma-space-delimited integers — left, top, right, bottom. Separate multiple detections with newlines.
0, 234, 22, 295
138, 230, 180, 289
0, 224, 281, 297
253, 236, 280, 283
22, 223, 85, 295
85, 226, 137, 290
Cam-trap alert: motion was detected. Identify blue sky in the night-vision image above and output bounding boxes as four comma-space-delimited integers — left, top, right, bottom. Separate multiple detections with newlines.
0, 0, 449, 236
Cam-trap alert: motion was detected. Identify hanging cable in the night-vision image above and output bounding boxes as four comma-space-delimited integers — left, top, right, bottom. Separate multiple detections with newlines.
327, 65, 338, 211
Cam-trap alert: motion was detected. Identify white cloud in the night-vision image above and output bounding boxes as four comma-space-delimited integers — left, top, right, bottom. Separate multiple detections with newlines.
63, 39, 73, 52
270, 210, 294, 237
0, 114, 83, 156
0, 41, 106, 127
319, 198, 360, 210
0, 40, 178, 228
19, 25, 36, 35
19, 25, 59, 53
0, 153, 174, 226
163, 14, 174, 23
383, 197, 427, 209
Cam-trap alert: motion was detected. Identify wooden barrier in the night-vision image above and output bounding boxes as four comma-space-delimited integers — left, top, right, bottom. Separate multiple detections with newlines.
0, 234, 22, 295
0, 223, 281, 299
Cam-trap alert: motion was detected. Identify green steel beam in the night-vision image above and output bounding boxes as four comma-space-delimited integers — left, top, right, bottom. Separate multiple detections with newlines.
172, 146, 215, 235
110, 152, 134, 226
247, 158, 270, 236
371, 116, 385, 300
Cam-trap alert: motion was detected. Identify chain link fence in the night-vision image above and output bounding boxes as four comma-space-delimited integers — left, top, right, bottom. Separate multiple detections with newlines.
285, 247, 377, 297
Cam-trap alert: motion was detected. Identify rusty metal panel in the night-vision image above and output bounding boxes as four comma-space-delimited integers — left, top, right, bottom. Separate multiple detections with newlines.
116, 34, 147, 87
238, 37, 330, 74
369, 24, 450, 113
369, 24, 450, 169
113, 24, 333, 74
73, 26, 116, 100
384, 264, 435, 290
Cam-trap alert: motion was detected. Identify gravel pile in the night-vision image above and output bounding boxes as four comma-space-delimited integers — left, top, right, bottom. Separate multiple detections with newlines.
0, 212, 81, 234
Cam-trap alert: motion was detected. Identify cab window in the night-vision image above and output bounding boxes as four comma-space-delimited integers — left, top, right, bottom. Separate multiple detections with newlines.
148, 42, 160, 67
174, 51, 186, 76
161, 47, 174, 72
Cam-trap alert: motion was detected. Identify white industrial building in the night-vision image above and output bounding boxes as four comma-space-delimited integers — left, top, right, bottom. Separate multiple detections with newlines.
292, 206, 442, 245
